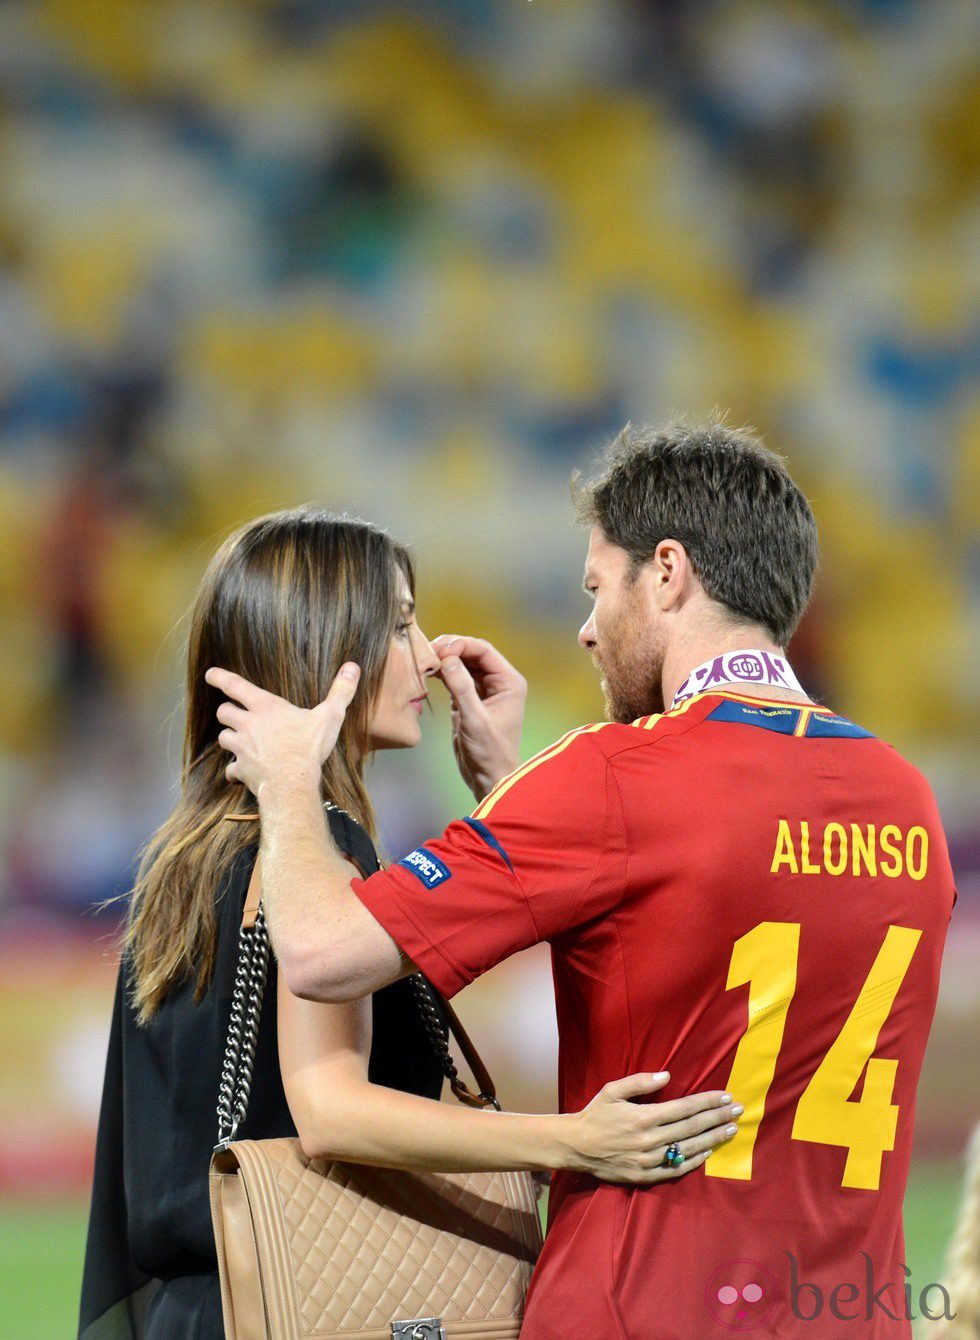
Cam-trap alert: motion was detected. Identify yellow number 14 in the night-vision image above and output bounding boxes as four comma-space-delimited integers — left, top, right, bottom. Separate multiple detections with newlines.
705, 921, 921, 1191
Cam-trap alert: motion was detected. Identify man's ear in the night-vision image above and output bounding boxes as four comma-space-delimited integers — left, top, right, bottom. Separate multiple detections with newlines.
650, 539, 691, 612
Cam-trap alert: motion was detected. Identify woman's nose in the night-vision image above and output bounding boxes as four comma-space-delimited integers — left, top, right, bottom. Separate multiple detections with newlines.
413, 626, 441, 677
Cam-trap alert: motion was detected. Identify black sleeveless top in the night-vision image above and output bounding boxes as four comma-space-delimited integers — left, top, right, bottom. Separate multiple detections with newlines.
78, 809, 447, 1339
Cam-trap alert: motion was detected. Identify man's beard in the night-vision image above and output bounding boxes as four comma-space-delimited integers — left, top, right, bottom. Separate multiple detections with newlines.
593, 616, 667, 723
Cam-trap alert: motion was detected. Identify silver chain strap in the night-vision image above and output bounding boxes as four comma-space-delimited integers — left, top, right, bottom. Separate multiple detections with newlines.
408, 974, 463, 1091
214, 805, 461, 1152
215, 902, 270, 1152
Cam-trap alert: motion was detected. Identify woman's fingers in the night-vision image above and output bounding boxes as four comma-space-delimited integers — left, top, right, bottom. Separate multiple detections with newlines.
645, 1146, 714, 1183
649, 1101, 743, 1147
640, 1122, 740, 1183
591, 1144, 715, 1186
677, 1121, 740, 1160
600, 1071, 671, 1102
648, 1090, 732, 1126
599, 1122, 739, 1186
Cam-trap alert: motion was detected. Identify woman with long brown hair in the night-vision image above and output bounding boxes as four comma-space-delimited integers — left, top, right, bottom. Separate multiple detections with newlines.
78, 507, 742, 1340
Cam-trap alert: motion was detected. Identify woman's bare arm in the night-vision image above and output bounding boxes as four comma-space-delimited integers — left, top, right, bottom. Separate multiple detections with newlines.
276, 969, 742, 1184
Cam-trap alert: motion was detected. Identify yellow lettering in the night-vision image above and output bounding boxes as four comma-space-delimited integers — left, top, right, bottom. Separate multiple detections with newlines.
852, 824, 877, 877
906, 827, 929, 881
824, 823, 848, 876
800, 821, 820, 875
771, 819, 799, 874
879, 824, 903, 877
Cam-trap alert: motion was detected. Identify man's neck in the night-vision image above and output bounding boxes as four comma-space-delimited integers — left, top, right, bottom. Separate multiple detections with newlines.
662, 627, 813, 710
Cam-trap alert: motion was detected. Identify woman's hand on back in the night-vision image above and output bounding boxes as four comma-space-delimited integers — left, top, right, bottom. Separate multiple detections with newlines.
432, 635, 528, 802
563, 1071, 743, 1184
205, 663, 361, 797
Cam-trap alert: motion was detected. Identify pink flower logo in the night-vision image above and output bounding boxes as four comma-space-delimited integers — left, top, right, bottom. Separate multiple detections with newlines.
704, 1258, 781, 1331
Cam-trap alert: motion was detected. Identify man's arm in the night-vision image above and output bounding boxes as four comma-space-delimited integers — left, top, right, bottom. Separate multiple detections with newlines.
206, 663, 415, 1002
258, 775, 417, 1002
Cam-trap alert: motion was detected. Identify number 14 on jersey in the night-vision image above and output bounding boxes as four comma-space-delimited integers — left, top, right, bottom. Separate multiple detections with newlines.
705, 921, 921, 1191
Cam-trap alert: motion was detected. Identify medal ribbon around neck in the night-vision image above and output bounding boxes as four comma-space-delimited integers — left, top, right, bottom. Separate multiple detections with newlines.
671, 649, 805, 709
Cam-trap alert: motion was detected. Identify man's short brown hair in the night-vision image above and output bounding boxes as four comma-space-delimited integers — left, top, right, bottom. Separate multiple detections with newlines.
574, 419, 818, 646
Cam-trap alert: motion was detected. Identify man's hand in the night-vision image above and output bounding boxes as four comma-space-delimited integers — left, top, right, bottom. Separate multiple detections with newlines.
432, 635, 527, 802
204, 663, 361, 799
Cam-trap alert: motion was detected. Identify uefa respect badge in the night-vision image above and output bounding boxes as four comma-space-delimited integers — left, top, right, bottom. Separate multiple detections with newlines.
397, 846, 452, 890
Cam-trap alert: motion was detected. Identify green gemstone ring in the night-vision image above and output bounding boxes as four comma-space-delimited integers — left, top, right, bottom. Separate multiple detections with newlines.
664, 1142, 685, 1169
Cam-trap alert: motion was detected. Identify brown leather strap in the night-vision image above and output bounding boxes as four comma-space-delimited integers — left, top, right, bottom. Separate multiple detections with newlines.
437, 994, 498, 1109
238, 857, 500, 1107
241, 858, 262, 931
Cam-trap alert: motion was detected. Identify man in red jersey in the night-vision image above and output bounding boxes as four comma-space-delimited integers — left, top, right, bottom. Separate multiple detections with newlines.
208, 420, 956, 1337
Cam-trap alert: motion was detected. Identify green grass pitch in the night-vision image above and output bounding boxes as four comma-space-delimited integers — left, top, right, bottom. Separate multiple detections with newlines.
0, 1163, 963, 1339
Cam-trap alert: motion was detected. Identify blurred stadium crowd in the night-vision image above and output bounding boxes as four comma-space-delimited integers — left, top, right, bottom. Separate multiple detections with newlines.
0, 0, 977, 1206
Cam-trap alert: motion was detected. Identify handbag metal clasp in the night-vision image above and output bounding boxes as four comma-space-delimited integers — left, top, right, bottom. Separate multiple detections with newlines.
391, 1319, 446, 1340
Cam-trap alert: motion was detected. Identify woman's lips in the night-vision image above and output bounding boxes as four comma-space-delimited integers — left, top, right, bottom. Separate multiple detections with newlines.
411, 696, 427, 715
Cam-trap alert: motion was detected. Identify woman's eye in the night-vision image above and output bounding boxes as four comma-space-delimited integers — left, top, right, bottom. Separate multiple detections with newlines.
396, 621, 412, 638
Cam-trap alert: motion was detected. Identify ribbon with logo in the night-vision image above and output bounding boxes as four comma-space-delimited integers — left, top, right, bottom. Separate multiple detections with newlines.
671, 649, 806, 709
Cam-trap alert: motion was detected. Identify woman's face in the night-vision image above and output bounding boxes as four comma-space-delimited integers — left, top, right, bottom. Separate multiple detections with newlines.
367, 574, 439, 751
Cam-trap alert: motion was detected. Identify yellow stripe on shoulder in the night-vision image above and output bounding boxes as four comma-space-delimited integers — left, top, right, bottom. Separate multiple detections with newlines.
666, 693, 705, 717
472, 722, 614, 820
793, 707, 812, 737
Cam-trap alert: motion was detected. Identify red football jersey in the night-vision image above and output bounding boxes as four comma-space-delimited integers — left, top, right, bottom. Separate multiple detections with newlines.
352, 689, 955, 1338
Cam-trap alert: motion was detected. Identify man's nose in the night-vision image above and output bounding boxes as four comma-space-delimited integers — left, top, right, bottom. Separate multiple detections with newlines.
578, 615, 596, 651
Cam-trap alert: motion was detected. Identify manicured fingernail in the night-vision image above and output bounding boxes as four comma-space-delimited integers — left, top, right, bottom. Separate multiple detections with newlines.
341, 663, 360, 680
731, 1104, 744, 1117
721, 1093, 732, 1104
654, 1071, 669, 1080
725, 1124, 738, 1137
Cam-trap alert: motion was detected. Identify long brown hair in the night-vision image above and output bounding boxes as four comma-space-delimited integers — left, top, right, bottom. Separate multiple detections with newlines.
125, 507, 416, 1023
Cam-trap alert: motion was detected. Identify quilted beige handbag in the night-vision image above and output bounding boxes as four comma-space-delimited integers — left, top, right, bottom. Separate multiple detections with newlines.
209, 856, 543, 1340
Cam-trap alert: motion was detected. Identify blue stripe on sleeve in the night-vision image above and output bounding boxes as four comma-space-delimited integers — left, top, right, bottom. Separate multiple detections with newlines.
462, 816, 514, 871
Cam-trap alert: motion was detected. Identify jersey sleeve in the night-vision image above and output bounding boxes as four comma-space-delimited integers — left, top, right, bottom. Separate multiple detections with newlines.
351, 725, 626, 998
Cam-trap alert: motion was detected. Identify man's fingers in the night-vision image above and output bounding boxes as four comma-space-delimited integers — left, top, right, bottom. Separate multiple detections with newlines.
436, 655, 482, 711
432, 635, 525, 693
314, 663, 361, 717
433, 635, 512, 673
600, 1071, 670, 1102
205, 666, 266, 709
216, 701, 246, 728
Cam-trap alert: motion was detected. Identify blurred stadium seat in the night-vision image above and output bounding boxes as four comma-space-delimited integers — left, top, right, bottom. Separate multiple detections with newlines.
0, 2, 975, 1333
